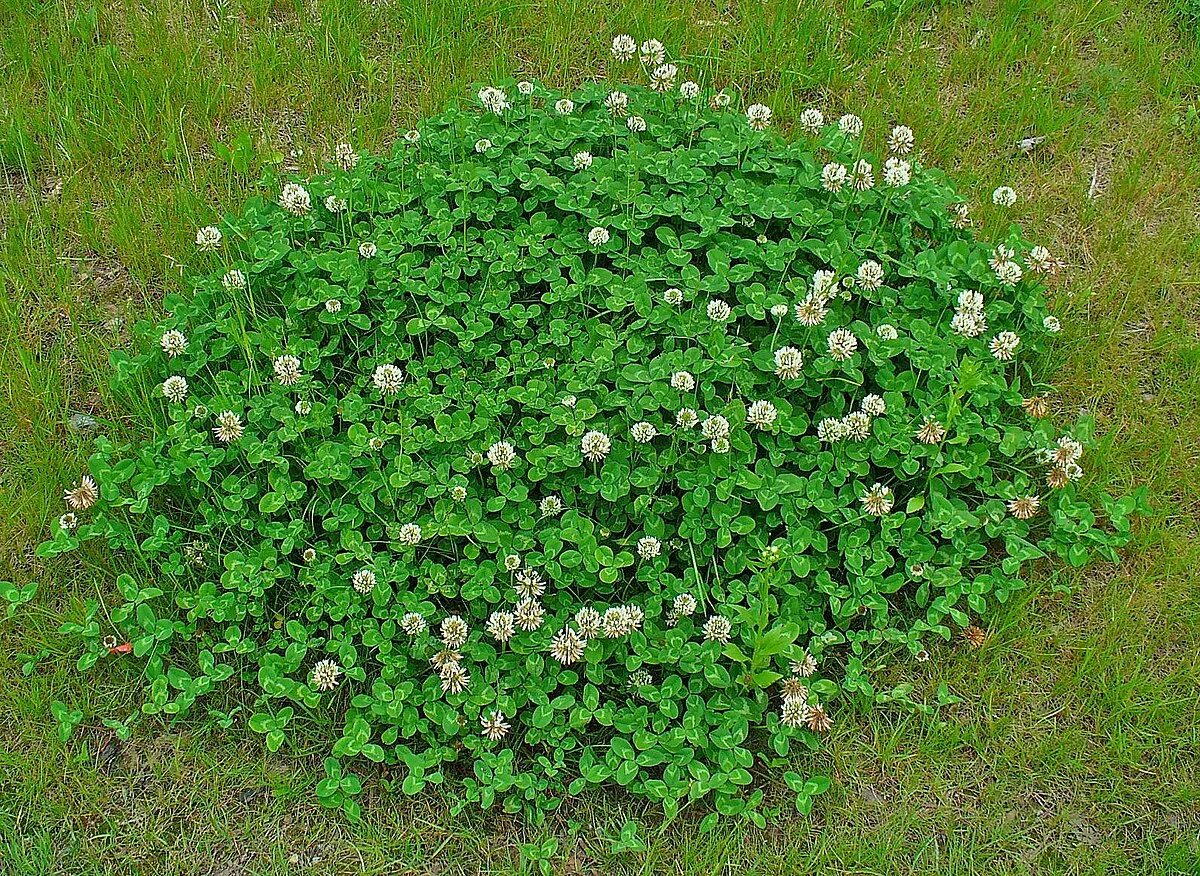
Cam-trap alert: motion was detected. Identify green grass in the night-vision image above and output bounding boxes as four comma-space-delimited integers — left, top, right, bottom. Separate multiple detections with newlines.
2, 0, 1199, 872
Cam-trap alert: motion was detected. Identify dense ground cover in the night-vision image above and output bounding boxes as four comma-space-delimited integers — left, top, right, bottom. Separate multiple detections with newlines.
1, 1, 1198, 873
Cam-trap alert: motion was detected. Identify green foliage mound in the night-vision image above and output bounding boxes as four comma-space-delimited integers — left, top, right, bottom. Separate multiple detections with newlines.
40, 46, 1141, 824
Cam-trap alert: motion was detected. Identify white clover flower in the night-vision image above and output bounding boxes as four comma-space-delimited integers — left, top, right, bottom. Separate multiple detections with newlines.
440, 663, 469, 694
515, 597, 545, 632
605, 90, 629, 115
325, 298, 342, 313
827, 328, 859, 361
310, 659, 342, 692
792, 291, 830, 326
995, 260, 1023, 286
213, 411, 244, 444
397, 522, 421, 546
781, 698, 811, 728
883, 157, 911, 187
1027, 245, 1063, 275
581, 430, 611, 462
626, 115, 647, 133
587, 226, 610, 247
554, 98, 575, 115
352, 241, 375, 261
574, 607, 602, 638
949, 202, 973, 228
195, 226, 222, 251
474, 138, 492, 153
295, 400, 311, 416
811, 270, 838, 301
481, 710, 510, 741
1055, 436, 1084, 465
676, 408, 699, 429
706, 299, 732, 322
602, 607, 629, 638
504, 553, 521, 572
703, 615, 732, 643
324, 195, 347, 214
710, 91, 731, 109
770, 303, 789, 318
701, 414, 730, 440
403, 129, 421, 144
561, 395, 577, 408
951, 310, 986, 337
486, 611, 516, 643
400, 612, 427, 636
680, 80, 700, 99
477, 86, 510, 114
191, 404, 207, 419
861, 482, 894, 516
636, 536, 662, 560
372, 363, 404, 395
549, 627, 587, 665
631, 421, 658, 443
992, 186, 1017, 207
958, 289, 985, 311
515, 568, 545, 599
572, 151, 593, 170
673, 593, 697, 617
838, 113, 863, 136
161, 375, 188, 404
279, 183, 312, 216
1043, 315, 1062, 333
746, 103, 772, 131
851, 159, 874, 191
670, 370, 695, 391
989, 331, 1021, 361
517, 80, 534, 96
887, 125, 914, 154
799, 108, 824, 134
877, 324, 899, 340
860, 394, 887, 416
639, 38, 665, 66
710, 436, 731, 453
663, 287, 683, 305
916, 416, 946, 444
161, 330, 188, 358
746, 400, 777, 429
221, 269, 246, 291
843, 411, 872, 441
273, 354, 301, 386
450, 485, 468, 501
487, 440, 517, 469
351, 569, 377, 594
334, 142, 359, 171
441, 615, 469, 648
774, 346, 804, 380
816, 417, 843, 442
821, 162, 848, 193
856, 260, 884, 291
611, 34, 637, 62
649, 63, 677, 92
1008, 495, 1042, 520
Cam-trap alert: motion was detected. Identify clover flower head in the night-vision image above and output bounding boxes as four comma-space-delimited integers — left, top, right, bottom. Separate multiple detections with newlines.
273, 354, 302, 386
992, 186, 1017, 207
605, 90, 629, 115
195, 225, 222, 250
279, 183, 312, 216
989, 331, 1021, 361
477, 86, 510, 114
517, 80, 534, 96
213, 410, 244, 443
851, 159, 874, 191
554, 98, 575, 115
373, 363, 404, 395
671, 370, 695, 391
310, 659, 342, 692
161, 330, 188, 357
397, 522, 422, 546
611, 34, 636, 62
334, 142, 359, 171
883, 157, 911, 187
746, 103, 772, 131
162, 375, 189, 404
481, 710, 510, 741
827, 328, 859, 361
680, 80, 700, 99
486, 611, 516, 643
441, 615, 469, 648
588, 226, 610, 247
703, 615, 732, 643
649, 63, 677, 92
639, 38, 665, 66
860, 394, 887, 416
575, 607, 602, 638
581, 430, 611, 462
861, 482, 894, 516
515, 597, 545, 631
774, 346, 804, 380
877, 324, 899, 340
351, 569, 377, 594
222, 270, 247, 291
572, 151, 593, 170
487, 440, 517, 469
888, 125, 915, 154
474, 138, 493, 153
626, 115, 647, 133
549, 626, 587, 664
539, 495, 564, 516
916, 416, 946, 444
800, 108, 824, 134
747, 400, 777, 429
631, 421, 658, 443
856, 260, 884, 291
701, 414, 730, 440
821, 162, 848, 193
676, 407, 699, 429
324, 195, 347, 214
664, 287, 684, 305
838, 113, 863, 136
636, 536, 662, 560
707, 299, 732, 322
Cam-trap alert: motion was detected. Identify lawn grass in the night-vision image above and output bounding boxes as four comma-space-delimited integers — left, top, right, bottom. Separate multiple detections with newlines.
2, 0, 1199, 872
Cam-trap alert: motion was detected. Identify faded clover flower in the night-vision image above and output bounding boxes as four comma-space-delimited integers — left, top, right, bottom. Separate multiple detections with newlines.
213, 410, 244, 444
373, 363, 404, 395
1008, 495, 1041, 520
1028, 245, 1063, 275
279, 183, 312, 216
162, 375, 189, 404
806, 703, 833, 733
861, 482, 894, 516
64, 475, 99, 511
1023, 394, 1051, 418
581, 430, 612, 462
774, 346, 804, 380
487, 440, 517, 470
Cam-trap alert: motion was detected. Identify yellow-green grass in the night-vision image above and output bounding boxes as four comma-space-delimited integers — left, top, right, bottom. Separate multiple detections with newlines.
1, 0, 1198, 872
